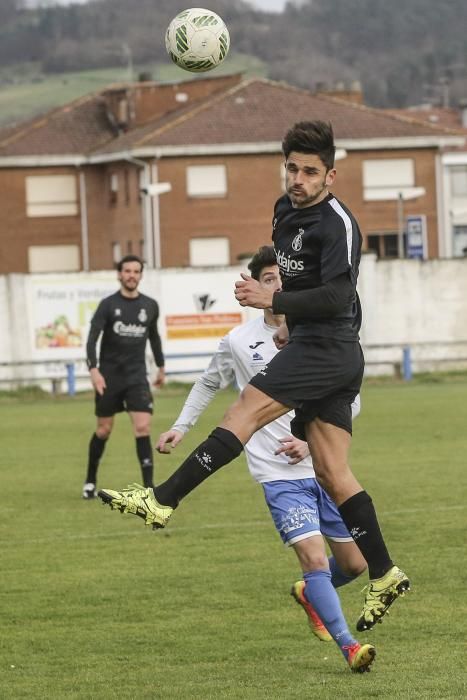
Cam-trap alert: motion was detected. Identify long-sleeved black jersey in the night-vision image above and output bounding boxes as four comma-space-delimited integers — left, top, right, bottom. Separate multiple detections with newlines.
86, 291, 164, 383
271, 192, 362, 340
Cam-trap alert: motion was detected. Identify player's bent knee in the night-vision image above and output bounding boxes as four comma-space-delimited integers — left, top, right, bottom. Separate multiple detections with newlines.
96, 427, 112, 439
300, 553, 329, 572
221, 385, 287, 440
134, 426, 151, 438
294, 540, 328, 572
221, 402, 261, 440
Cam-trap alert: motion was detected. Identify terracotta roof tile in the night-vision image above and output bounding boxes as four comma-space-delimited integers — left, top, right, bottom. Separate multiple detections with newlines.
386, 106, 465, 131
0, 94, 114, 156
385, 106, 467, 152
0, 77, 464, 161
98, 79, 465, 154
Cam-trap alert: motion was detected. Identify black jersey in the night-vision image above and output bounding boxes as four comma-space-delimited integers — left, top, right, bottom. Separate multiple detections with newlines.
272, 192, 362, 340
86, 291, 164, 382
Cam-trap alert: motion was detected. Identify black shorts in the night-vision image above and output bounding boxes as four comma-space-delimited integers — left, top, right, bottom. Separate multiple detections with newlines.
249, 337, 364, 438
95, 379, 153, 417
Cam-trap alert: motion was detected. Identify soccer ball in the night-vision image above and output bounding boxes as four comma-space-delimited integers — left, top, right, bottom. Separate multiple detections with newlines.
165, 7, 230, 73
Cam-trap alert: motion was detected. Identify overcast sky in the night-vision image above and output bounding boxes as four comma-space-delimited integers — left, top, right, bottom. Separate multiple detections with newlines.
248, 0, 288, 10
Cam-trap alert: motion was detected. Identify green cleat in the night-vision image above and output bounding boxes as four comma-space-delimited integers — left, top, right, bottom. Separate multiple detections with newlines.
290, 580, 332, 642
343, 642, 376, 673
98, 483, 173, 529
356, 565, 410, 631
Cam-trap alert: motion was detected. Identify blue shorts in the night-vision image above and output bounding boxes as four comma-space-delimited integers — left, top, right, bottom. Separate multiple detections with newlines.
262, 479, 353, 547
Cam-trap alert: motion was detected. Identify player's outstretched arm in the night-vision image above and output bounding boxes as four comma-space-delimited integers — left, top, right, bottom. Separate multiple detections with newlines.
156, 334, 236, 453
156, 428, 184, 453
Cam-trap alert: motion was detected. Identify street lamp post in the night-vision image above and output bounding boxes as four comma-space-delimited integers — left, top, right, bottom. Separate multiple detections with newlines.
397, 192, 405, 259
125, 156, 171, 268
141, 181, 172, 269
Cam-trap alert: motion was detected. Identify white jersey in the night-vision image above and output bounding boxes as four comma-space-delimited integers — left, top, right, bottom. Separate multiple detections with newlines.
173, 315, 357, 483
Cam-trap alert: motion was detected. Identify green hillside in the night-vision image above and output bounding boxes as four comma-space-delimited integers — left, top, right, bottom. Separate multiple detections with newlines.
2, 0, 467, 123
0, 53, 267, 128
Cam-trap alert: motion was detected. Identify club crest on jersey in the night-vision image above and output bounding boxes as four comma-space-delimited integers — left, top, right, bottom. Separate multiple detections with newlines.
114, 308, 121, 316
252, 352, 264, 362
292, 229, 304, 251
138, 308, 148, 323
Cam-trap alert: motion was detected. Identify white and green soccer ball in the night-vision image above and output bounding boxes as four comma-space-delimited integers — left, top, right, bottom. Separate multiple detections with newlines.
165, 7, 230, 73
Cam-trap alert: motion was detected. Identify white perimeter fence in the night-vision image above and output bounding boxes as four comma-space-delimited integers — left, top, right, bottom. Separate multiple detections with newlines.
1, 253, 467, 393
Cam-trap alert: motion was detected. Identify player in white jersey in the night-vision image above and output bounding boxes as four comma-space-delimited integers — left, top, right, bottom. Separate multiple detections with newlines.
156, 247, 375, 673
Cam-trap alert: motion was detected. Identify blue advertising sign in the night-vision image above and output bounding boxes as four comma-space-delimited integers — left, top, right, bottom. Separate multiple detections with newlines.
406, 215, 427, 260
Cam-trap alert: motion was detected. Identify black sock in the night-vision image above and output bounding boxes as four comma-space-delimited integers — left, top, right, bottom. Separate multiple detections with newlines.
86, 433, 107, 484
338, 491, 393, 579
154, 427, 244, 508
136, 436, 154, 487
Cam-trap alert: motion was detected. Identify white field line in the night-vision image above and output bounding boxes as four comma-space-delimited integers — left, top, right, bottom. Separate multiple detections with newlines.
0, 503, 465, 547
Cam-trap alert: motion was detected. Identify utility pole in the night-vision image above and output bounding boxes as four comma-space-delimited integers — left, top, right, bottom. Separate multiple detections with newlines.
121, 43, 133, 82
397, 192, 405, 259
439, 76, 450, 108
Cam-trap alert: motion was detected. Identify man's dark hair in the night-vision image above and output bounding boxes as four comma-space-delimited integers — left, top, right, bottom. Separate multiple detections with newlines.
248, 245, 277, 281
117, 255, 144, 272
282, 120, 336, 171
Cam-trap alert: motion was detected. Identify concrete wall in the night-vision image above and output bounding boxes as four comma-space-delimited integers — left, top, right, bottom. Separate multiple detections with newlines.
1, 254, 466, 388
359, 254, 467, 373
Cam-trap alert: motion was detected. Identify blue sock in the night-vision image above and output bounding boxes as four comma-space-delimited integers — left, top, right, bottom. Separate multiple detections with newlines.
328, 556, 358, 589
303, 570, 356, 654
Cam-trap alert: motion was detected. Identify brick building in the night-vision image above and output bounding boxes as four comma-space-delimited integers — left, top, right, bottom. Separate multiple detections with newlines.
0, 74, 464, 273
386, 103, 467, 258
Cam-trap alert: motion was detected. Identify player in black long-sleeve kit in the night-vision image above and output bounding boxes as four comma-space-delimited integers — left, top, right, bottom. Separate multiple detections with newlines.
99, 123, 409, 634
83, 255, 164, 498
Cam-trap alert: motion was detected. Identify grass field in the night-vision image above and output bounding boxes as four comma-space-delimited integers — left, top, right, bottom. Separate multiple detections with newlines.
0, 54, 267, 127
1, 379, 466, 699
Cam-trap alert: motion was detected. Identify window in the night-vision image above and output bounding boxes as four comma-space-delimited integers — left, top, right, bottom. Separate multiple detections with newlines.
112, 242, 122, 265
186, 165, 227, 198
109, 173, 119, 205
453, 226, 467, 257
367, 232, 400, 259
451, 167, 467, 198
25, 175, 78, 217
28, 245, 80, 272
118, 99, 129, 126
189, 237, 230, 266
124, 169, 130, 205
362, 159, 415, 201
